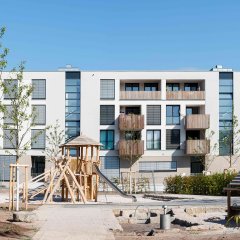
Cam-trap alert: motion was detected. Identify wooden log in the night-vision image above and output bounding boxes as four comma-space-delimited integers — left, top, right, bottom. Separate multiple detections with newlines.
66, 166, 87, 203
9, 166, 13, 211
25, 166, 28, 210
42, 168, 59, 204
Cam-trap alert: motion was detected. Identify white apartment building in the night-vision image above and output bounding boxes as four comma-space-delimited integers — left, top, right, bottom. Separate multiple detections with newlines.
0, 65, 239, 185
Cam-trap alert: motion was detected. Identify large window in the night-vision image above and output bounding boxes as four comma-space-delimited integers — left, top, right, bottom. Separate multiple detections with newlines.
100, 105, 115, 125
184, 83, 198, 91
31, 130, 45, 149
166, 83, 179, 91
146, 130, 161, 150
147, 105, 161, 125
139, 161, 177, 172
219, 72, 233, 156
32, 79, 46, 99
4, 79, 18, 99
125, 83, 139, 91
3, 129, 17, 149
65, 72, 81, 141
32, 105, 46, 125
100, 79, 115, 99
166, 129, 180, 149
0, 155, 17, 181
144, 83, 158, 91
100, 156, 120, 179
166, 105, 180, 125
100, 130, 114, 150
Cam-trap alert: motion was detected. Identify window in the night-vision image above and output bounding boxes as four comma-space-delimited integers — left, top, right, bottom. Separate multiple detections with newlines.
100, 105, 115, 125
3, 129, 17, 149
32, 105, 46, 125
125, 107, 141, 115
219, 72, 233, 156
4, 105, 14, 124
31, 130, 45, 149
31, 156, 45, 177
139, 161, 177, 172
166, 129, 180, 149
146, 130, 161, 150
100, 79, 115, 99
4, 79, 18, 99
100, 156, 120, 179
32, 79, 46, 99
166, 83, 179, 91
144, 83, 158, 91
65, 72, 81, 141
0, 155, 17, 181
100, 130, 114, 150
184, 83, 198, 91
125, 83, 139, 91
186, 107, 199, 115
125, 131, 141, 141
147, 105, 161, 125
166, 105, 180, 125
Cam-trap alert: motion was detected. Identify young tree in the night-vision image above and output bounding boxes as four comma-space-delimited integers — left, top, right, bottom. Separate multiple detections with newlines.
220, 115, 240, 169
192, 130, 217, 173
45, 119, 65, 163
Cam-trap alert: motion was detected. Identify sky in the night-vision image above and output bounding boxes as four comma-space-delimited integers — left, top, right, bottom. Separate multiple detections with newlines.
0, 0, 240, 71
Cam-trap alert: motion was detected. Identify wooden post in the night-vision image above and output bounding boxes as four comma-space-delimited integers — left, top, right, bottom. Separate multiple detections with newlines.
227, 190, 231, 217
9, 166, 13, 211
25, 166, 28, 210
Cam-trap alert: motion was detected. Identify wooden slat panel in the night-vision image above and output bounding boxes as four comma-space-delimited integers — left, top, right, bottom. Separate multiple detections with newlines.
166, 91, 205, 100
185, 114, 210, 129
186, 140, 210, 155
118, 140, 144, 157
119, 114, 144, 131
120, 91, 161, 100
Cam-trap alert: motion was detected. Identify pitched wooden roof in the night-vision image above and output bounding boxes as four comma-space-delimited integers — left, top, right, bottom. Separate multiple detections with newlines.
61, 134, 102, 147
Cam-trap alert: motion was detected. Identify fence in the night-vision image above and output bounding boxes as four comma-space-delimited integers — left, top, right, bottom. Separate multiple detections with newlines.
99, 171, 165, 193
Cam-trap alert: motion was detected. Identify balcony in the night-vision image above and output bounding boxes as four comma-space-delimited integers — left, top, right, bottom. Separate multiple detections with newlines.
166, 91, 205, 100
118, 140, 144, 157
120, 91, 161, 100
119, 114, 144, 131
185, 114, 210, 130
186, 140, 210, 155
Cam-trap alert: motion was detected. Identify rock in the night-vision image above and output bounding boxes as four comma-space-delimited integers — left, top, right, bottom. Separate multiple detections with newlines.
13, 211, 38, 223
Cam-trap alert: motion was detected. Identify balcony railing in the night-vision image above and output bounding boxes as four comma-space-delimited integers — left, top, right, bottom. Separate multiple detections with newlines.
119, 114, 144, 131
118, 140, 144, 157
120, 91, 161, 100
185, 114, 210, 130
166, 91, 205, 100
186, 140, 210, 155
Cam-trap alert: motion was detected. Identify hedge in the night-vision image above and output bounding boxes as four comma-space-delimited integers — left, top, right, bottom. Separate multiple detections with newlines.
164, 173, 236, 196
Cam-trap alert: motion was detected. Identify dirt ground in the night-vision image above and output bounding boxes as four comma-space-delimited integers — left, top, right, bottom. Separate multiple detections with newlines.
0, 207, 38, 240
114, 223, 240, 240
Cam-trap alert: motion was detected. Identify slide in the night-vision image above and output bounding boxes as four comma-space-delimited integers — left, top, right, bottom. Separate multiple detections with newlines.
94, 164, 137, 202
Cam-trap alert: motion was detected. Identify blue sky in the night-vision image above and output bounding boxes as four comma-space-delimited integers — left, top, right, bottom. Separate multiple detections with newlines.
1, 0, 240, 71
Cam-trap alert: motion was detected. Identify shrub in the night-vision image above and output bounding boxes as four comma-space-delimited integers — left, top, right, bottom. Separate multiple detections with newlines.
164, 173, 236, 196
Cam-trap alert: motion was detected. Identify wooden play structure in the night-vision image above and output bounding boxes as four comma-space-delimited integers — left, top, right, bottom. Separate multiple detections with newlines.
224, 172, 240, 217
42, 135, 102, 203
8, 134, 136, 209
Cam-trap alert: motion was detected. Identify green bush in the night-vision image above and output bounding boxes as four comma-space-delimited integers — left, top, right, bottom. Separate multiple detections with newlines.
164, 173, 236, 196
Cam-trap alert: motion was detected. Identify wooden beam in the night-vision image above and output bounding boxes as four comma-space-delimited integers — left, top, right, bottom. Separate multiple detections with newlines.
66, 166, 87, 203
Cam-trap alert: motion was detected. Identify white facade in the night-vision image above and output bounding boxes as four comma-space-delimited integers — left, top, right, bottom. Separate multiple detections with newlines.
0, 66, 239, 183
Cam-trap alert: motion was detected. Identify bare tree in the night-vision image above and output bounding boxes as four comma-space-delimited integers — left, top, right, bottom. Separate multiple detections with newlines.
45, 119, 65, 163
192, 130, 217, 173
